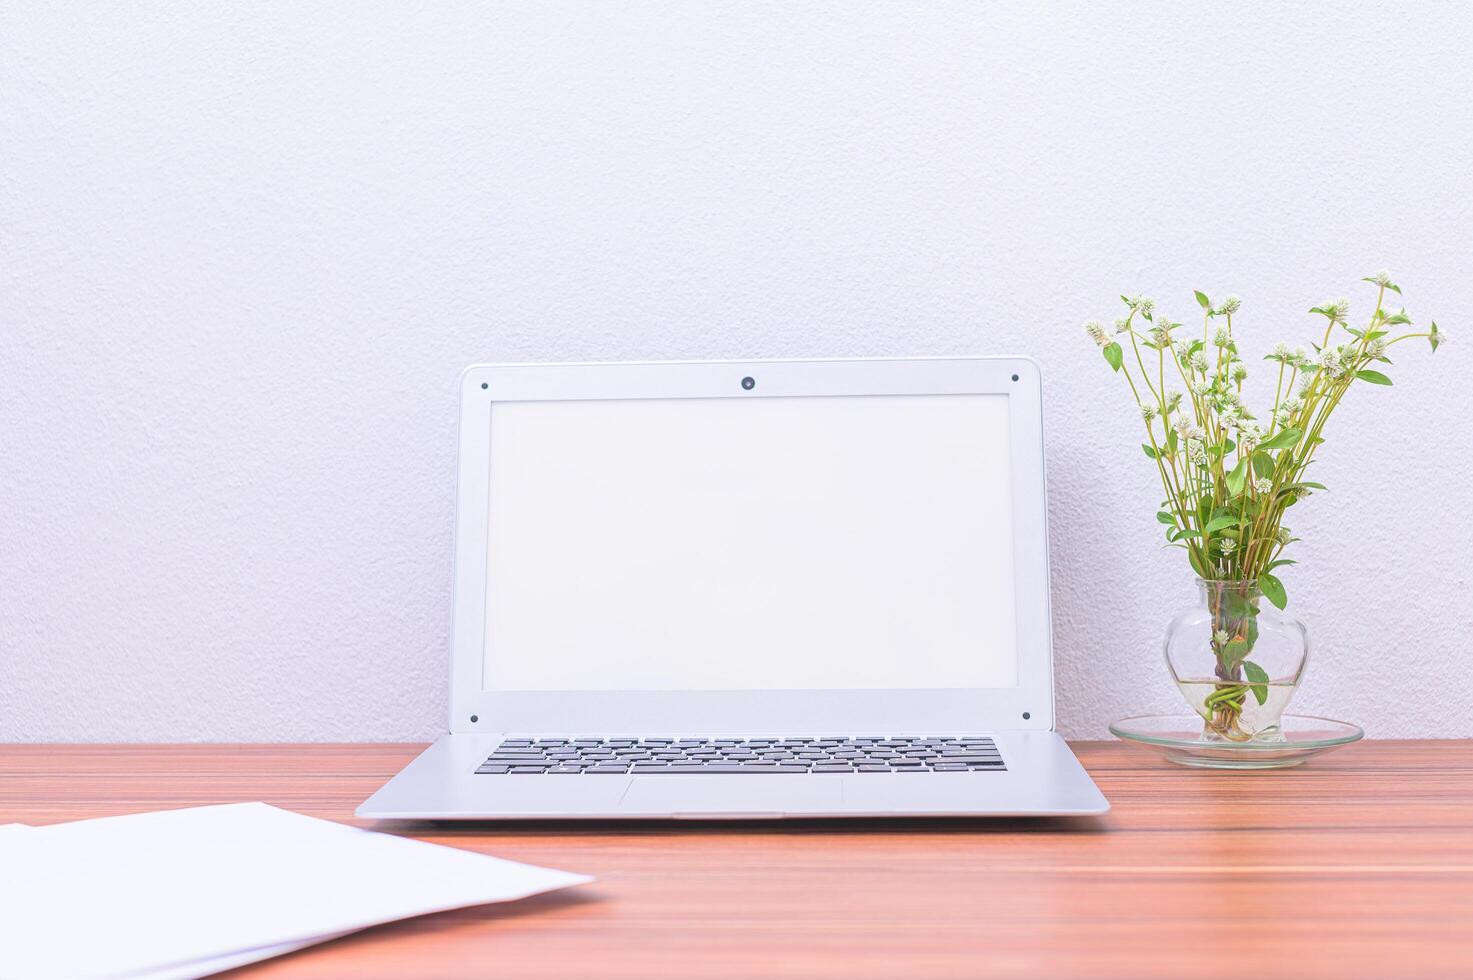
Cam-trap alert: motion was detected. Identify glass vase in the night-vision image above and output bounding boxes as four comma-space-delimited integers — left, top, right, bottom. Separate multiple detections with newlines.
1164, 579, 1309, 742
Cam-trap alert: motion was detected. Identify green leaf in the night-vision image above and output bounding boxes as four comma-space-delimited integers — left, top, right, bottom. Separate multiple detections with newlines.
1224, 590, 1256, 619
1188, 547, 1212, 579
1222, 639, 1250, 668
1103, 342, 1123, 372
1172, 528, 1203, 540
1157, 511, 1176, 525
1203, 515, 1238, 533
1242, 661, 1270, 705
1252, 451, 1275, 479
1429, 321, 1441, 352
1258, 572, 1287, 610
1225, 457, 1249, 496
1258, 427, 1303, 452
1265, 558, 1297, 571
1195, 290, 1211, 310
1361, 276, 1401, 295
1142, 443, 1157, 459
1356, 369, 1392, 385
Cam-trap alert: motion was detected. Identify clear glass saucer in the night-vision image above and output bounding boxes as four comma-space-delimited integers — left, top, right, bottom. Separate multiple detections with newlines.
1109, 714, 1364, 769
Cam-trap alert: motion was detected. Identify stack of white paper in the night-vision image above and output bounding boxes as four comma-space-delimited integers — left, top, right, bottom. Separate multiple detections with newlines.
0, 803, 592, 979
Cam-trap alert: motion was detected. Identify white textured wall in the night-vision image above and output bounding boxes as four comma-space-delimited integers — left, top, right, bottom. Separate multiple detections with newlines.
3, 2, 1470, 742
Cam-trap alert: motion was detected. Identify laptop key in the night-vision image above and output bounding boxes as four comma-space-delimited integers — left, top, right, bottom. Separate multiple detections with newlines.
486, 756, 549, 764
475, 765, 511, 774
856, 764, 892, 772
587, 765, 630, 774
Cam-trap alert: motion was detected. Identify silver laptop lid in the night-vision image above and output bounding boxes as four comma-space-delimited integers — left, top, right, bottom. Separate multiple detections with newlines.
448, 357, 1054, 734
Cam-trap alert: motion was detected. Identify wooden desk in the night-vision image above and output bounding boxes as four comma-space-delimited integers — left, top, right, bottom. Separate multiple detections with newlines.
3, 741, 1471, 978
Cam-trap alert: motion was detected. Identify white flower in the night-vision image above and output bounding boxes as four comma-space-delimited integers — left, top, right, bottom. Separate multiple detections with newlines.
1297, 377, 1314, 397
1212, 630, 1231, 646
1175, 339, 1193, 359
1253, 477, 1272, 493
1188, 439, 1208, 465
1213, 325, 1231, 347
1238, 422, 1263, 450
1191, 378, 1211, 395
1175, 417, 1203, 441
1165, 391, 1184, 413
1136, 296, 1156, 317
1218, 295, 1242, 316
1191, 351, 1210, 372
1232, 362, 1248, 383
1372, 270, 1393, 288
1149, 325, 1171, 345
1318, 298, 1351, 325
1085, 320, 1108, 346
1284, 395, 1304, 413
1141, 403, 1158, 422
1367, 338, 1388, 358
1272, 342, 1292, 359
1319, 348, 1340, 370
1113, 317, 1130, 334
1276, 527, 1292, 545
1217, 537, 1237, 553
1293, 346, 1310, 365
1273, 407, 1292, 426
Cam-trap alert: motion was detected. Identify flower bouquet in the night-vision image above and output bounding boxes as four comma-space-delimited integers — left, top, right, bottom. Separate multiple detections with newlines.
1087, 273, 1442, 747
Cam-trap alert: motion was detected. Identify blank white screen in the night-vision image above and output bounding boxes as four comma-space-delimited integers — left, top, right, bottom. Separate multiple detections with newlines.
483, 394, 1017, 691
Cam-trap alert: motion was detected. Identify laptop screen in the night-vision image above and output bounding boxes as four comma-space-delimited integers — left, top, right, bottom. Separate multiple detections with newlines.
481, 393, 1018, 692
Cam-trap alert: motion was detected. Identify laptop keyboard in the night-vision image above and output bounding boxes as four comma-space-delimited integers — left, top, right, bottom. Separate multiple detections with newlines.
475, 736, 1004, 774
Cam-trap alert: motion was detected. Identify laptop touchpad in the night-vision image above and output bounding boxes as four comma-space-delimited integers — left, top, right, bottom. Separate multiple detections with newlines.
621, 776, 841, 816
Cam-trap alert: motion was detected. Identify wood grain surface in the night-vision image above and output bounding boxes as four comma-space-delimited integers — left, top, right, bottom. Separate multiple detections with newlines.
4, 741, 1471, 979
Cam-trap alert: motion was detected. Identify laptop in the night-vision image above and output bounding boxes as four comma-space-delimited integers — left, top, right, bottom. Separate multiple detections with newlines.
358, 356, 1108, 819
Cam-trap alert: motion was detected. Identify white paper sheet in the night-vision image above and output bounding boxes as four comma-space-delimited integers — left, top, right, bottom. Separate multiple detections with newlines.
0, 803, 592, 980
3, 821, 334, 980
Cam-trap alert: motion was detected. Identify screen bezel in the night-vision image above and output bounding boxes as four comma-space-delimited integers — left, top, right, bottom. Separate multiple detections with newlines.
448, 357, 1055, 734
